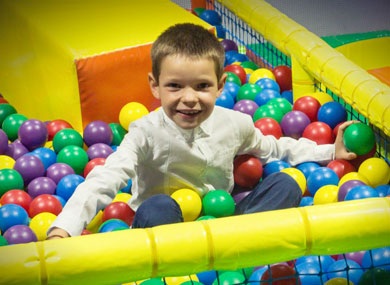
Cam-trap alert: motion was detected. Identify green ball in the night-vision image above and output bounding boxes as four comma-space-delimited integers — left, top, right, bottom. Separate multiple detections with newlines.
0, 235, 8, 246
253, 104, 284, 123
202, 190, 235, 218
196, 215, 216, 221
0, 169, 24, 196
236, 83, 262, 101
140, 279, 164, 285
181, 282, 203, 285
267, 97, 292, 115
193, 7, 206, 17
212, 271, 245, 285
109, 123, 127, 146
57, 145, 88, 175
240, 61, 258, 70
2, 113, 28, 141
225, 72, 242, 86
53, 129, 84, 153
358, 268, 390, 285
0, 104, 17, 126
343, 123, 375, 155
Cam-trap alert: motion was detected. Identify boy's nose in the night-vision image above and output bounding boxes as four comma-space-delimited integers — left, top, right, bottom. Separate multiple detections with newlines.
182, 88, 198, 103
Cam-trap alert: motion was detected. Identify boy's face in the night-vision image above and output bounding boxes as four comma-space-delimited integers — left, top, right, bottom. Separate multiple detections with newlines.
149, 55, 226, 129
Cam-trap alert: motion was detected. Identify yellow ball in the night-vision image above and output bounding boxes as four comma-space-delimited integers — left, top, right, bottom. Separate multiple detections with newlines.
281, 168, 306, 194
338, 172, 370, 187
313, 185, 338, 205
0, 155, 15, 169
248, 68, 275, 84
358, 157, 390, 188
325, 277, 354, 285
113, 193, 132, 203
29, 212, 57, 241
165, 275, 198, 285
298, 92, 334, 105
86, 210, 103, 233
243, 68, 254, 75
119, 102, 149, 130
171, 188, 202, 222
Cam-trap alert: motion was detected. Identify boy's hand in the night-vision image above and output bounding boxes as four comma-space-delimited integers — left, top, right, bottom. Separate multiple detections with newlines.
46, 228, 70, 240
334, 120, 359, 160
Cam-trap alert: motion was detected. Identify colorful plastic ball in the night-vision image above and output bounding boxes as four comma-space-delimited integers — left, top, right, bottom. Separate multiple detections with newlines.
255, 77, 280, 93
232, 190, 251, 204
302, 92, 334, 105
0, 168, 24, 196
254, 117, 282, 139
199, 9, 222, 25
29, 194, 63, 218
237, 83, 262, 101
109, 123, 127, 146
56, 174, 85, 201
362, 247, 390, 271
102, 201, 135, 226
263, 160, 291, 178
83, 120, 113, 147
281, 168, 306, 194
296, 255, 335, 271
299, 197, 313, 207
313, 185, 338, 205
252, 104, 284, 123
229, 53, 249, 65
307, 167, 339, 196
52, 128, 84, 153
292, 96, 321, 122
27, 177, 57, 198
0, 204, 29, 233
296, 162, 321, 180
325, 278, 353, 285
46, 119, 73, 141
233, 99, 259, 117
119, 102, 149, 131
202, 190, 235, 218
13, 154, 45, 185
337, 179, 366, 201
338, 171, 370, 186
326, 159, 355, 180
248, 267, 267, 282
171, 188, 202, 222
327, 259, 363, 284
0, 103, 17, 126
267, 97, 292, 116
343, 123, 375, 156
317, 101, 347, 129
344, 185, 378, 201
86, 143, 113, 160
83, 157, 106, 178
197, 270, 217, 285
17, 119, 48, 151
224, 64, 247, 85
358, 157, 390, 188
337, 251, 366, 266
196, 215, 216, 221
375, 185, 390, 197
302, 121, 334, 145
46, 162, 75, 184
29, 212, 57, 241
0, 189, 31, 212
249, 68, 276, 84
272, 65, 292, 92
240, 61, 258, 71
2, 113, 28, 141
225, 71, 242, 86
233, 155, 263, 188
113, 193, 132, 204
98, 218, 129, 233
281, 90, 293, 104
0, 235, 8, 246
281, 111, 311, 139
215, 25, 225, 39
223, 82, 240, 100
3, 224, 37, 244
260, 264, 298, 284
52, 195, 66, 207
254, 89, 281, 107
57, 145, 89, 175
0, 129, 8, 155
221, 39, 238, 52
0, 155, 15, 169
212, 271, 245, 285
358, 268, 390, 285
216, 91, 235, 109
296, 262, 327, 284
4, 140, 29, 160
31, 147, 56, 171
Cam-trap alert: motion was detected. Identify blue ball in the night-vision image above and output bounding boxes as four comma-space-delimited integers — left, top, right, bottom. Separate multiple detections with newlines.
248, 267, 267, 282
317, 101, 347, 129
344, 185, 379, 201
216, 91, 235, 109
296, 262, 327, 284
299, 197, 313, 207
225, 51, 240, 65
110, 145, 118, 152
98, 219, 129, 233
281, 90, 293, 104
31, 147, 57, 171
326, 259, 363, 284
199, 9, 222, 26
56, 174, 85, 201
263, 160, 291, 178
52, 195, 67, 207
362, 247, 390, 271
375, 185, 390, 197
230, 53, 249, 64
307, 167, 339, 196
223, 82, 240, 100
0, 204, 29, 233
215, 25, 225, 39
254, 89, 281, 106
121, 179, 132, 194
295, 255, 334, 272
196, 270, 217, 285
296, 162, 321, 179
255, 78, 280, 93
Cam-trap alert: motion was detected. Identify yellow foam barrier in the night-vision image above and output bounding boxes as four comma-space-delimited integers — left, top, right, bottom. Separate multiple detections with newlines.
0, 198, 389, 284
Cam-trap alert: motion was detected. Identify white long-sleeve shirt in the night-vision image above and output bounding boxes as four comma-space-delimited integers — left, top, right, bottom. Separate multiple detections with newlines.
50, 106, 335, 236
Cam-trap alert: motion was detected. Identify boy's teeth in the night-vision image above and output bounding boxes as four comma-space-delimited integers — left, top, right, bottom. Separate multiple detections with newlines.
180, 110, 199, 114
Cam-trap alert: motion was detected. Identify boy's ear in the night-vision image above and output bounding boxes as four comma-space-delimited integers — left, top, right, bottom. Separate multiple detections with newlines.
148, 72, 160, 99
216, 73, 228, 97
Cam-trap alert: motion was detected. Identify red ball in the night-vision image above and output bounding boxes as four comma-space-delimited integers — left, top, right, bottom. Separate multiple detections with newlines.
233, 154, 263, 188
224, 64, 247, 85
293, 96, 321, 122
46, 119, 73, 141
84, 157, 106, 177
272, 65, 292, 92
29, 194, 63, 218
302, 122, 334, 145
81, 229, 92, 235
327, 159, 355, 179
254, 117, 283, 139
102, 201, 135, 226
0, 98, 8, 104
332, 122, 343, 138
261, 264, 300, 284
1, 189, 32, 212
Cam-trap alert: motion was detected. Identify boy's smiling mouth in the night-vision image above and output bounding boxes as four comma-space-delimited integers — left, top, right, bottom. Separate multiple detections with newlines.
177, 109, 202, 116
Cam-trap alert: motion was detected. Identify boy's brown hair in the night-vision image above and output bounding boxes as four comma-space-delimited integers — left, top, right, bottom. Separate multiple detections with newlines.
151, 23, 225, 84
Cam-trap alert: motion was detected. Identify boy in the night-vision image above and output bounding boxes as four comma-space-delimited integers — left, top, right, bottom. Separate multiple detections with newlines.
48, 23, 356, 239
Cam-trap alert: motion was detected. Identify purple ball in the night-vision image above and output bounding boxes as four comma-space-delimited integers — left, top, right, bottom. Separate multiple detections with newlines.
233, 100, 259, 117
83, 120, 113, 147
5, 140, 29, 160
338, 179, 366, 201
87, 143, 114, 160
13, 154, 45, 185
337, 251, 366, 266
46, 162, 75, 184
27, 176, 57, 198
281, 111, 311, 139
18, 119, 48, 151
221, 39, 238, 52
232, 190, 251, 204
3, 225, 38, 245
0, 129, 8, 154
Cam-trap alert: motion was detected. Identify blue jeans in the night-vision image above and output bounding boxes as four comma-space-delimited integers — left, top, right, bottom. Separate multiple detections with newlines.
132, 172, 302, 228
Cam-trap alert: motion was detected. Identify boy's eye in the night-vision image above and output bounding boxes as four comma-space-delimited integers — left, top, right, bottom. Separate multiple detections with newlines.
166, 83, 181, 89
197, 83, 210, 89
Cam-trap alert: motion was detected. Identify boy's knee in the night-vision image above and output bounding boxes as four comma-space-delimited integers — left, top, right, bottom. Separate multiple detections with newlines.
267, 172, 302, 203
